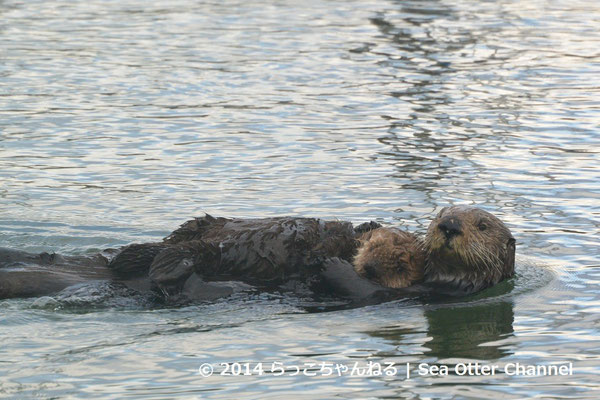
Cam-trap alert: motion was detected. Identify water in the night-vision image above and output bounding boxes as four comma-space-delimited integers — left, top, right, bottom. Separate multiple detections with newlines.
1, 0, 599, 397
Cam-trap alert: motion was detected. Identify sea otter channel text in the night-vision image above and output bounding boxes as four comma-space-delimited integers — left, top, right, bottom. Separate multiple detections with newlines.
197, 361, 573, 378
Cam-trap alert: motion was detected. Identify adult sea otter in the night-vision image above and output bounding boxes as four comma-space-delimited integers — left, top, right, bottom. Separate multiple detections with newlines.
0, 206, 515, 302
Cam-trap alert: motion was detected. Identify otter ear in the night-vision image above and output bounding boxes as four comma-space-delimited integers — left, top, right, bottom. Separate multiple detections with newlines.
436, 207, 448, 218
504, 238, 516, 275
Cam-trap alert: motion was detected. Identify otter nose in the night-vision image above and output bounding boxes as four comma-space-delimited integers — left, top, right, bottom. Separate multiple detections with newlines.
438, 217, 462, 239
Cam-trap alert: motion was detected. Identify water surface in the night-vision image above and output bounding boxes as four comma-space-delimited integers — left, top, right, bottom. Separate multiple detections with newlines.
1, 0, 599, 398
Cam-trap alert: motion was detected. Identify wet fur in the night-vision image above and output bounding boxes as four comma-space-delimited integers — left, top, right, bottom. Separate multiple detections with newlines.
110, 216, 364, 296
423, 206, 516, 293
0, 206, 515, 300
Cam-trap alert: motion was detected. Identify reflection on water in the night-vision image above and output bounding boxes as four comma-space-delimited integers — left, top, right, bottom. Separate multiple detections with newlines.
365, 301, 514, 362
1, 0, 600, 398
424, 302, 514, 360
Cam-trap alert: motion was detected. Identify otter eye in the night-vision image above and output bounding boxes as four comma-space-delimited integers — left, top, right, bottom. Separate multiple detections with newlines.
364, 264, 378, 279
478, 222, 487, 231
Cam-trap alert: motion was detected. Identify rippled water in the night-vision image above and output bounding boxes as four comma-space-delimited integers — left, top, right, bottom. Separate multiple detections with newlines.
1, 0, 599, 398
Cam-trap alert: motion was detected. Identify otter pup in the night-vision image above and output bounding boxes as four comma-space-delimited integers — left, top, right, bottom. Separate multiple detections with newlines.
353, 228, 425, 289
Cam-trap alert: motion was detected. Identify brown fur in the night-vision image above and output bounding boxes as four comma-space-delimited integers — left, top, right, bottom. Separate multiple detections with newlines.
0, 206, 514, 300
352, 206, 515, 293
353, 228, 425, 288
423, 206, 515, 292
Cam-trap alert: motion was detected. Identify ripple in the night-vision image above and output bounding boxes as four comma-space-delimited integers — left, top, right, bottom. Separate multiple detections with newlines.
1, 0, 599, 398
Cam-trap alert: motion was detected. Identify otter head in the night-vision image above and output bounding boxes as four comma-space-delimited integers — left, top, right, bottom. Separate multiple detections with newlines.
353, 228, 426, 289
423, 206, 515, 293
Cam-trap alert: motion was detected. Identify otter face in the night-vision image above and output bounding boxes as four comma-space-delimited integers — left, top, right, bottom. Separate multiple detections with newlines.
353, 228, 426, 289
424, 206, 515, 292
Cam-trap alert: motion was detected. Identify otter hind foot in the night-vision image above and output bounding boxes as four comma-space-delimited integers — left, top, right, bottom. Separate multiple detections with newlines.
148, 241, 221, 296
108, 243, 168, 278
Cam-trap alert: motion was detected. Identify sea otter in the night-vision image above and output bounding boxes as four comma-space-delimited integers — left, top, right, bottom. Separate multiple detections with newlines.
327, 205, 515, 298
0, 206, 515, 302
423, 206, 516, 293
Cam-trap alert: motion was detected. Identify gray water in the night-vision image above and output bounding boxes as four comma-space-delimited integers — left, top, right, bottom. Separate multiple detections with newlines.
1, 0, 599, 398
